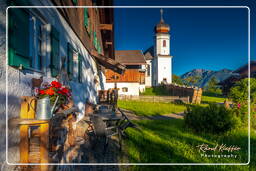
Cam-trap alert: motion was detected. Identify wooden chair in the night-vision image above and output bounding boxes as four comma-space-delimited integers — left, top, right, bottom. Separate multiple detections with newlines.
90, 114, 120, 153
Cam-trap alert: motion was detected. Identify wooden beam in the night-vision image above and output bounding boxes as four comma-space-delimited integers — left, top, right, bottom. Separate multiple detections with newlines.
99, 24, 113, 30
105, 41, 112, 45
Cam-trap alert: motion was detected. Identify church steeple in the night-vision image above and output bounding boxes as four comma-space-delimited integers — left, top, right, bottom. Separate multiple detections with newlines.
155, 9, 170, 33
160, 9, 164, 23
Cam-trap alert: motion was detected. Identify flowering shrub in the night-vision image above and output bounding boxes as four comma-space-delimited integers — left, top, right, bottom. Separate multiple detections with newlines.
229, 78, 256, 124
38, 81, 71, 106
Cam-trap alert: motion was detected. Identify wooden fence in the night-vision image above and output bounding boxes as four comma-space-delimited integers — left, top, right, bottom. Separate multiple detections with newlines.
119, 95, 190, 103
118, 85, 202, 104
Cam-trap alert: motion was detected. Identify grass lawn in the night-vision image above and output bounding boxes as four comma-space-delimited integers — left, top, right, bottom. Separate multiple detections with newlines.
121, 119, 255, 171
118, 100, 255, 170
118, 100, 186, 116
201, 95, 226, 104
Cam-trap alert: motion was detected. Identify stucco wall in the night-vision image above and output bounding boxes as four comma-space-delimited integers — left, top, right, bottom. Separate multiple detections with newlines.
157, 56, 172, 84
0, 1, 102, 165
105, 82, 141, 96
145, 60, 152, 87
156, 33, 170, 55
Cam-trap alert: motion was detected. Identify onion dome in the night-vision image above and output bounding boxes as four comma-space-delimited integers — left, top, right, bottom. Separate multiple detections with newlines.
155, 9, 170, 33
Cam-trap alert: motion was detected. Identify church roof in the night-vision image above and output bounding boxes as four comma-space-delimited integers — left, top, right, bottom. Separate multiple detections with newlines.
144, 46, 154, 60
115, 50, 146, 65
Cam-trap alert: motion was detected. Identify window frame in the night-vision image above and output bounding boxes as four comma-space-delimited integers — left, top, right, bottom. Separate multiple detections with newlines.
163, 40, 166, 47
8, 8, 48, 74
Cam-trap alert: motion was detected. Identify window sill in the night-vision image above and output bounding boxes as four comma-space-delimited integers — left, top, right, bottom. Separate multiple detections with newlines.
25, 67, 45, 74
17, 65, 45, 74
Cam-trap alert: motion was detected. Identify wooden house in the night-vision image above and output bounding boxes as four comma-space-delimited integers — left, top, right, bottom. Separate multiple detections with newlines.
105, 50, 147, 96
219, 61, 256, 95
4, 0, 125, 164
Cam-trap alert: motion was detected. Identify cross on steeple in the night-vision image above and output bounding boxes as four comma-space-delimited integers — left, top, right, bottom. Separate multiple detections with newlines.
160, 9, 164, 22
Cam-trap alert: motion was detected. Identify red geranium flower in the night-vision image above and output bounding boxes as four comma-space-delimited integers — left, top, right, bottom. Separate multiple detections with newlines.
57, 90, 65, 95
45, 88, 55, 95
51, 81, 62, 89
39, 90, 45, 95
61, 87, 69, 94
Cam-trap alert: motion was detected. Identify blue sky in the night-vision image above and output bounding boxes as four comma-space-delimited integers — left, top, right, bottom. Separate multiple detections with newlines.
113, 0, 255, 76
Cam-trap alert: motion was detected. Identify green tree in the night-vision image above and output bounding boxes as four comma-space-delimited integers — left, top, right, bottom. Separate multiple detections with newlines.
206, 77, 218, 91
229, 78, 256, 104
184, 76, 200, 86
172, 74, 183, 85
229, 78, 256, 127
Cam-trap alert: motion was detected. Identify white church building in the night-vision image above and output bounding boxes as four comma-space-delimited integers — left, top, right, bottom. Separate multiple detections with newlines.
145, 9, 173, 87
105, 9, 173, 95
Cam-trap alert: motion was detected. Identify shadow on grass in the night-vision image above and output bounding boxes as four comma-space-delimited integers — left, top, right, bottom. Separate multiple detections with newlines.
122, 119, 254, 171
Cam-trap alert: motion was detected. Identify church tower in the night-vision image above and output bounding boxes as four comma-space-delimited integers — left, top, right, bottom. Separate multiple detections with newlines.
152, 9, 173, 86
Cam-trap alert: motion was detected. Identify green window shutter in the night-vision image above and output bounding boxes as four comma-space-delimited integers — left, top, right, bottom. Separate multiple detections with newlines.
84, 8, 89, 28
50, 26, 60, 77
72, 0, 77, 5
8, 8, 31, 69
93, 31, 97, 49
97, 40, 102, 53
67, 43, 74, 79
78, 54, 82, 83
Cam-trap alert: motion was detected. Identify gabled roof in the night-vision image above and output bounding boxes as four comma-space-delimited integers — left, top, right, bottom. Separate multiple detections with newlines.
144, 46, 154, 60
115, 50, 146, 65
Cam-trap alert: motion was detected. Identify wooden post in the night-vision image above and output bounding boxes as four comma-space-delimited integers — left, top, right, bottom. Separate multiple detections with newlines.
40, 123, 49, 171
20, 97, 36, 165
20, 125, 29, 164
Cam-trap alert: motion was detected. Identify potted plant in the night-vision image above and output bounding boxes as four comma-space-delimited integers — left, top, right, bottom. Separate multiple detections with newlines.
36, 81, 72, 119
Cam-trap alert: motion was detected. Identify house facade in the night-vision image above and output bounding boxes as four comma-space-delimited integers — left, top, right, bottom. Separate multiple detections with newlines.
1, 0, 124, 165
105, 50, 146, 96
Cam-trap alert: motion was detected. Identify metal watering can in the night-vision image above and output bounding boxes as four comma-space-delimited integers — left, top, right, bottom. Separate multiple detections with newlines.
36, 96, 59, 120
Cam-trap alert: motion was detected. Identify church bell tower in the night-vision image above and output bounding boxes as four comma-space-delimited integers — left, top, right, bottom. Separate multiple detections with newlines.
153, 9, 173, 86
152, 9, 172, 86
155, 9, 170, 56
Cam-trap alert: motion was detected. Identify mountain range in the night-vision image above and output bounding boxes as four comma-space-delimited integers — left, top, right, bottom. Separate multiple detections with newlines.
180, 68, 234, 87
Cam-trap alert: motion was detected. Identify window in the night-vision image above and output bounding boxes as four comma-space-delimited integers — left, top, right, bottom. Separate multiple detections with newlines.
36, 22, 43, 70
147, 64, 150, 76
163, 40, 166, 47
50, 26, 60, 77
122, 87, 128, 92
8, 8, 31, 69
78, 54, 83, 83
67, 43, 74, 80
8, 8, 47, 72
